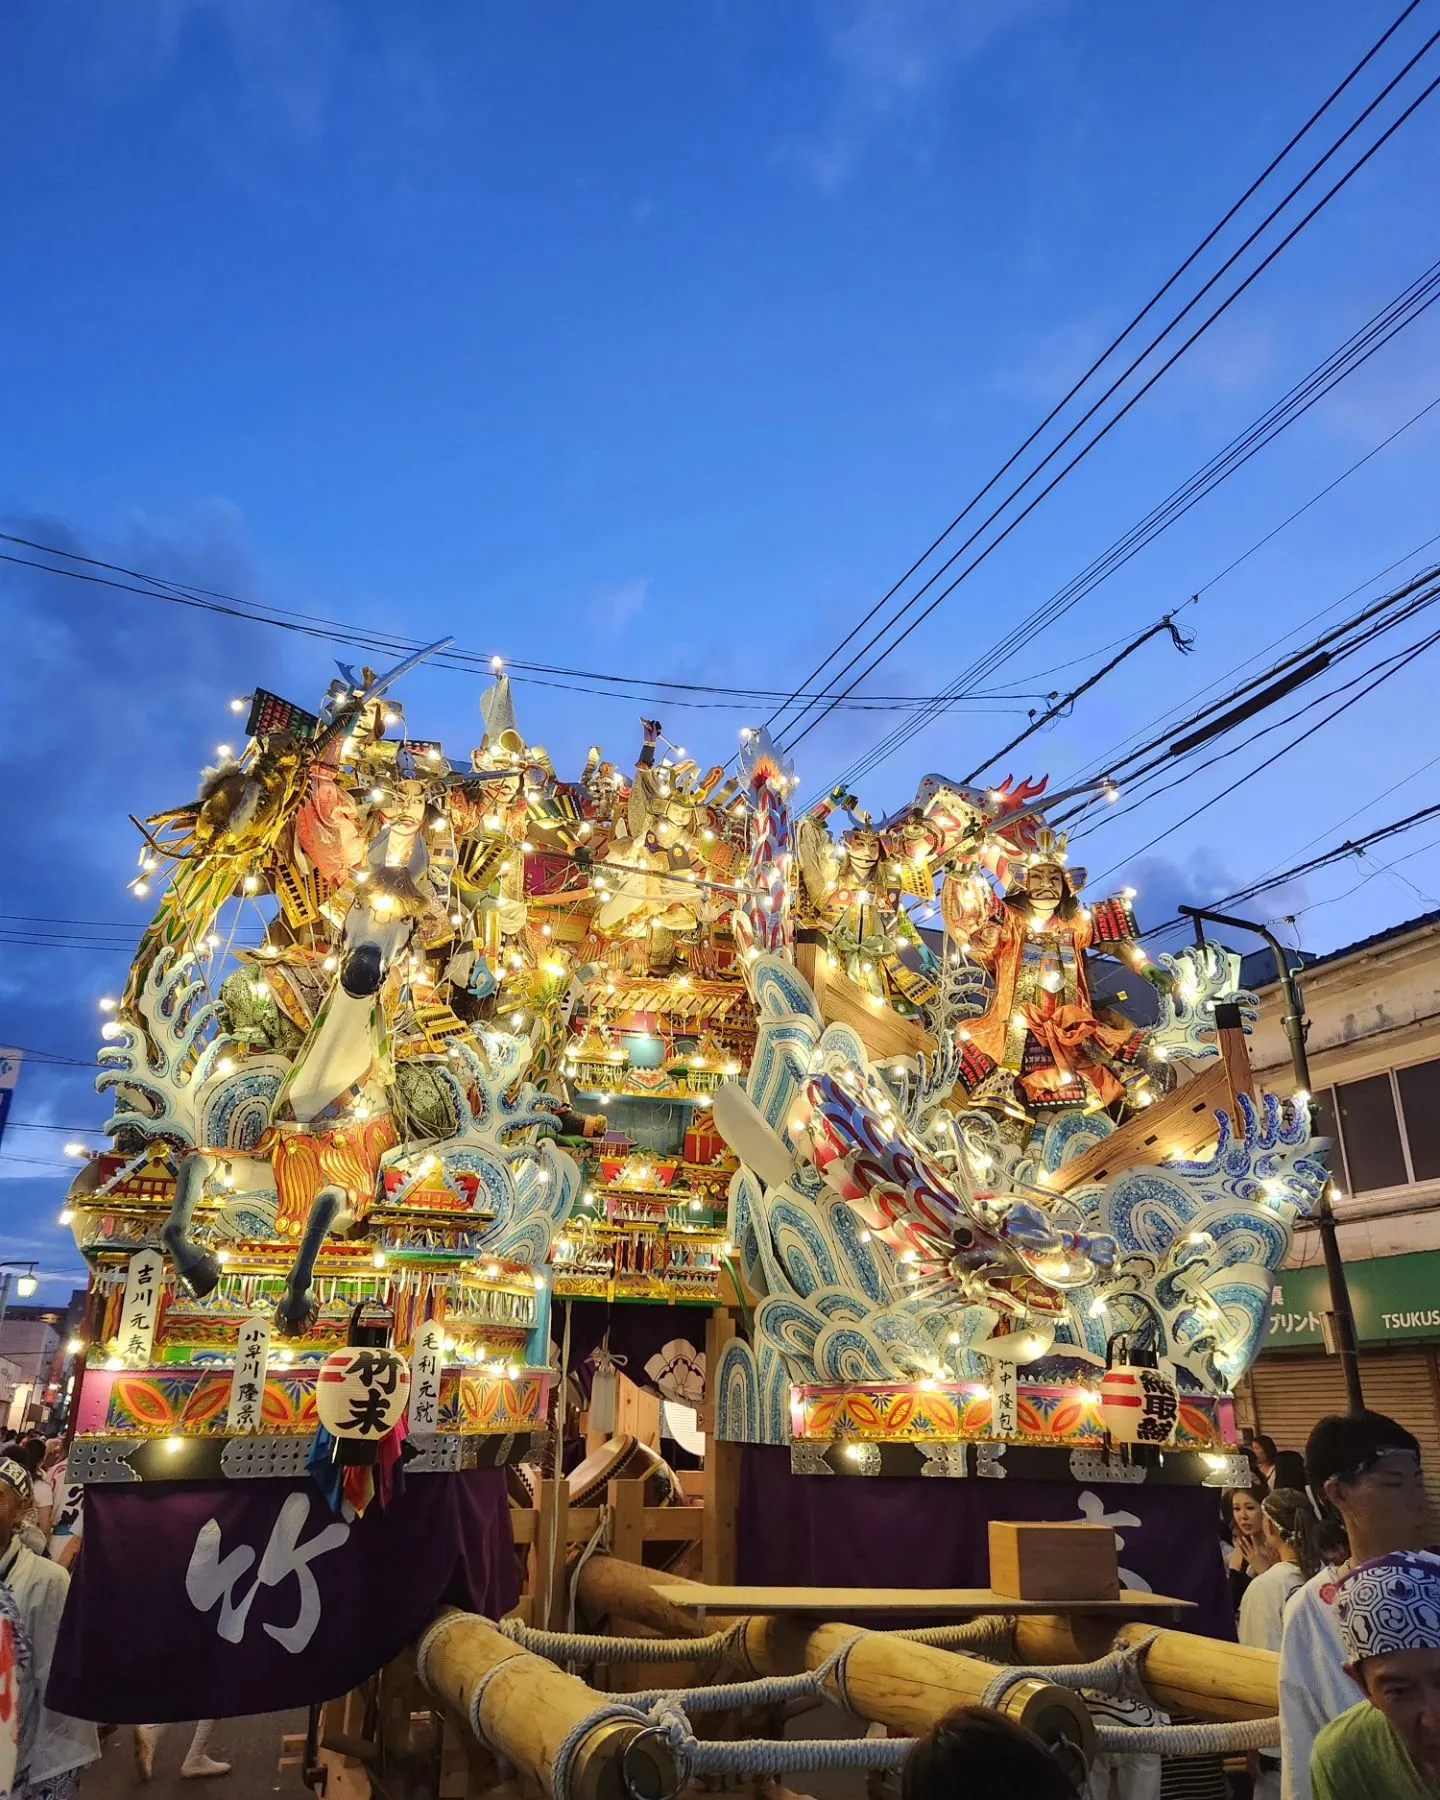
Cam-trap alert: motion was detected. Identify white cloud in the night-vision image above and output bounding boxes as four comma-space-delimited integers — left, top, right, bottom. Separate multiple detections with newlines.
792, 0, 1056, 191
994, 307, 1122, 405
590, 577, 650, 636
76, 0, 441, 162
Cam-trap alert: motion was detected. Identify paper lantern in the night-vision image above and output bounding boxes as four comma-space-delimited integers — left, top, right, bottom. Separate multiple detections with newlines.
1098, 1363, 1179, 1447
316, 1347, 410, 1462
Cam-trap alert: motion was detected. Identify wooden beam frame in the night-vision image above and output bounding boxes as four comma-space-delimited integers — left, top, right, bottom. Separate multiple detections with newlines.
793, 940, 937, 1060
1047, 1024, 1255, 1196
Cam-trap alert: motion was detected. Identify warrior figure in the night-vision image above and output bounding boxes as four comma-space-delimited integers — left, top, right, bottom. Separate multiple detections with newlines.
942, 830, 1146, 1120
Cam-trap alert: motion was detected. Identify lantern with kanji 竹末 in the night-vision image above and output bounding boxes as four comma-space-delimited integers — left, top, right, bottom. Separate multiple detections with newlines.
315, 1346, 411, 1463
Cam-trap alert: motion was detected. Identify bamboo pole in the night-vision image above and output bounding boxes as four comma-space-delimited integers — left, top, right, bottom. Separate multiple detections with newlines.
574, 1556, 1277, 1729
420, 1611, 680, 1800
576, 1555, 1090, 1752
575, 1554, 718, 1639
572, 1555, 741, 1696
1012, 1616, 1278, 1722
739, 1615, 1094, 1765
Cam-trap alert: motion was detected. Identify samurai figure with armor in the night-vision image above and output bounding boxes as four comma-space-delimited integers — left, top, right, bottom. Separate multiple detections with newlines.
941, 830, 1150, 1121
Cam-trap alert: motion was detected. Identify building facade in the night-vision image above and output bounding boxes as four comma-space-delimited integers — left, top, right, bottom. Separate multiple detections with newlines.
0, 1315, 65, 1432
1235, 910, 1440, 1494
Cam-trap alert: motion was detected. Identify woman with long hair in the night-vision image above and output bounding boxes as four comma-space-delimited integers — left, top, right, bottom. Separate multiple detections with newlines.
1239, 1488, 1324, 1800
1225, 1484, 1277, 1608
1240, 1487, 1322, 1649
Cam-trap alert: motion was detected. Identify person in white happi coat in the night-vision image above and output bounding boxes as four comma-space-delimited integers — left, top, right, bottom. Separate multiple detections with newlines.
0, 1457, 99, 1800
1279, 1411, 1432, 1800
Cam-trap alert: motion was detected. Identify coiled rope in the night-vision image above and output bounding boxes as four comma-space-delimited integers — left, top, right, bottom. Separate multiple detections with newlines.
1096, 1717, 1281, 1755
496, 1617, 747, 1663
423, 1612, 1281, 1796
981, 1633, 1158, 1711
892, 1615, 1016, 1657
496, 1609, 1010, 1667
980, 1629, 1282, 1758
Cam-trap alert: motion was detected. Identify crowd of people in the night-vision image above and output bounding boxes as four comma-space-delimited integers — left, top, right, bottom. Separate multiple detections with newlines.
0, 1412, 1437, 1796
1212, 1413, 1439, 1797
0, 1429, 227, 1796
895, 1412, 1440, 1799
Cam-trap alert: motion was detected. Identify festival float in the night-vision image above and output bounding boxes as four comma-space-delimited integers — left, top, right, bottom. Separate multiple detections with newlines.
48, 643, 1320, 1779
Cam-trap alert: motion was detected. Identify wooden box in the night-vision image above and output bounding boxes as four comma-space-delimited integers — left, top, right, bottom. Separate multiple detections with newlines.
987, 1520, 1120, 1602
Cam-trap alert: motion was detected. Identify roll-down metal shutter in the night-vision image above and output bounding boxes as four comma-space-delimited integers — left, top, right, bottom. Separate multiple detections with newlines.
1246, 1348, 1440, 1518
1244, 1356, 1349, 1472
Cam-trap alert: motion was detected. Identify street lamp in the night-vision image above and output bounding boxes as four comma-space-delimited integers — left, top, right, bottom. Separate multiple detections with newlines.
0, 1262, 40, 1336
0, 1263, 40, 1430
1178, 904, 1362, 1413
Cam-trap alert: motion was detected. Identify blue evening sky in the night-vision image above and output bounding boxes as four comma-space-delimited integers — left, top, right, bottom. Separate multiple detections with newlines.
2, 0, 1438, 1291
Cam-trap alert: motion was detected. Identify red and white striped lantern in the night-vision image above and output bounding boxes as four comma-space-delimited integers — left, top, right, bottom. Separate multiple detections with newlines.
316, 1346, 410, 1462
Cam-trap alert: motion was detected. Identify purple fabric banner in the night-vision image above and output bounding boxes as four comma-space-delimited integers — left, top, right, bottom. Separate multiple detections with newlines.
561, 1300, 704, 1399
50, 1467, 519, 1723
738, 1445, 1235, 1640
605, 1304, 704, 1387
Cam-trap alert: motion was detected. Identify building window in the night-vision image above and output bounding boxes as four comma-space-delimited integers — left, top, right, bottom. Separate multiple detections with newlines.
1334, 1074, 1409, 1193
1312, 1087, 1348, 1193
1320, 1057, 1440, 1194
1397, 1059, 1440, 1183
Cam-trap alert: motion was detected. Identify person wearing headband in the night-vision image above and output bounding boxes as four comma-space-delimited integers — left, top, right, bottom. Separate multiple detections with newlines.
1243, 1488, 1325, 1650
1241, 1490, 1324, 1798
1279, 1410, 1431, 1800
1310, 1549, 1440, 1798
0, 1458, 98, 1799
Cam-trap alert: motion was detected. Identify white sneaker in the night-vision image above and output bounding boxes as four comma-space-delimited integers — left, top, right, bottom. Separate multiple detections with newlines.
181, 1754, 232, 1779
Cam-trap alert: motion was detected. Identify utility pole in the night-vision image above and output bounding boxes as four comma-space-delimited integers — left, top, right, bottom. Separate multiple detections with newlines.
1179, 905, 1363, 1412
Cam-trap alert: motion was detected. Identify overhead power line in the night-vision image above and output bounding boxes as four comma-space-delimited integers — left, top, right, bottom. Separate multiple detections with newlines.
958, 615, 1195, 784
1133, 796, 1440, 942
0, 538, 1061, 716
1061, 527, 1440, 797
792, 47, 1440, 781
781, 42, 1440, 774
1089, 616, 1440, 882
1181, 745, 1440, 913
0, 912, 138, 930
1213, 799, 1440, 907
7, 21, 1439, 746
945, 339, 1440, 783
814, 332, 1440, 809
755, 0, 1431, 750
1282, 832, 1440, 922
0, 1044, 104, 1070
4, 1121, 105, 1135
0, 945, 132, 955
1054, 564, 1440, 833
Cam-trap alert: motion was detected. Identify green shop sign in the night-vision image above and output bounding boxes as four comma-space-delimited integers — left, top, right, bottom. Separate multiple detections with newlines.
1267, 1251, 1440, 1349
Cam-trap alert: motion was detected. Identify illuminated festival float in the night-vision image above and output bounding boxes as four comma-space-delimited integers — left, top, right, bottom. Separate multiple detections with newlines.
50, 643, 1315, 1769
